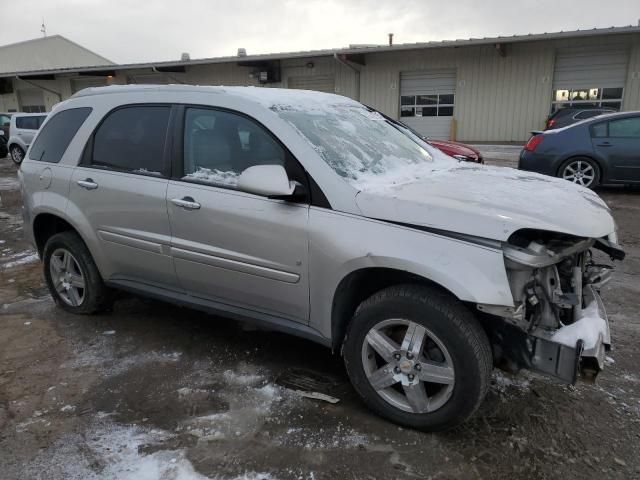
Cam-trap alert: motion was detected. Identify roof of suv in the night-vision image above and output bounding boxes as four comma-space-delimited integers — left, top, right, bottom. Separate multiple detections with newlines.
70, 84, 357, 109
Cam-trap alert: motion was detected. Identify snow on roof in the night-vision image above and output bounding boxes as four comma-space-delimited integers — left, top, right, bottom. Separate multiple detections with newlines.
2, 25, 639, 78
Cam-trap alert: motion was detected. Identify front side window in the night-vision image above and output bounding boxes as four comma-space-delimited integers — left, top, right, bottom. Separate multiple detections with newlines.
400, 93, 455, 118
29, 107, 92, 163
16, 115, 45, 130
608, 117, 640, 138
272, 101, 435, 189
0, 115, 10, 126
91, 105, 170, 175
182, 108, 286, 188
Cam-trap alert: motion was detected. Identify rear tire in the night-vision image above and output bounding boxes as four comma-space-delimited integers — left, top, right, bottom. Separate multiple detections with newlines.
343, 284, 492, 431
10, 146, 24, 165
43, 231, 113, 314
558, 157, 600, 189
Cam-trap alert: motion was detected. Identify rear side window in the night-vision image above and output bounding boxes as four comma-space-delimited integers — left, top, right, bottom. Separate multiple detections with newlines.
575, 110, 600, 120
92, 106, 170, 175
608, 117, 640, 138
29, 108, 92, 163
16, 115, 45, 130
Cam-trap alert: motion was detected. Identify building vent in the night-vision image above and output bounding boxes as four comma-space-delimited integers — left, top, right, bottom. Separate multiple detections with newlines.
181, 52, 190, 61
237, 48, 247, 57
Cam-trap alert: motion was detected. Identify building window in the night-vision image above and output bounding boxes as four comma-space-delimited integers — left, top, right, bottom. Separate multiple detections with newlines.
552, 87, 623, 112
22, 105, 47, 113
400, 93, 455, 117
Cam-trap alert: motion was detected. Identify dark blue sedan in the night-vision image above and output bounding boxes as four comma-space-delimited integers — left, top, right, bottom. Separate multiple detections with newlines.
519, 111, 640, 188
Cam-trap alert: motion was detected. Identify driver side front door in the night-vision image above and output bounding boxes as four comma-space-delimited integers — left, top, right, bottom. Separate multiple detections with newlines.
166, 106, 311, 323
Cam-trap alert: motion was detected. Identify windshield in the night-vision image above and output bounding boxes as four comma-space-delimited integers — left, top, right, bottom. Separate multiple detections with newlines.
271, 102, 438, 190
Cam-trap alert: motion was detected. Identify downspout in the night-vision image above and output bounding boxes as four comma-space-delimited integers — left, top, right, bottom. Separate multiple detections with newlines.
152, 67, 185, 84
15, 76, 62, 102
333, 53, 360, 101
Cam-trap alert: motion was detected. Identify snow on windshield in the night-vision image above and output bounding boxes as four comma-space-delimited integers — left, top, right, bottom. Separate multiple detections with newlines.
271, 102, 435, 190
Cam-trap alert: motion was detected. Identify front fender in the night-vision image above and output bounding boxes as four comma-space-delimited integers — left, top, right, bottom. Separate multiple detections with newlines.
308, 208, 513, 338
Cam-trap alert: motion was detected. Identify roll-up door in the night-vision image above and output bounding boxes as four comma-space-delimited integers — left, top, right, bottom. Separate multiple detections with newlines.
551, 45, 628, 111
288, 75, 335, 93
400, 69, 456, 139
17, 88, 45, 113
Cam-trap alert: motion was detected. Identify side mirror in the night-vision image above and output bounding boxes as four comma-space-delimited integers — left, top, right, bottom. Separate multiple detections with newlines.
238, 165, 296, 198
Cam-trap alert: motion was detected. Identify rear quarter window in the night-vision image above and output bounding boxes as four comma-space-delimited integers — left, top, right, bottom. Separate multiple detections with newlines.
590, 122, 608, 138
28, 108, 92, 163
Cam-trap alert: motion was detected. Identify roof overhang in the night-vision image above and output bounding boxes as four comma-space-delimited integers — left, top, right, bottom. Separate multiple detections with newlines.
1, 25, 639, 79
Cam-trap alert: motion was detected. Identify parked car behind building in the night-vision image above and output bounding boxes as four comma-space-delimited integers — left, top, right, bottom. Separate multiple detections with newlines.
8, 113, 47, 164
519, 111, 640, 187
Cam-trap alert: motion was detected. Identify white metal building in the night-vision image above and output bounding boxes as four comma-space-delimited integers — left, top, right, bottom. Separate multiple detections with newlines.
1, 26, 639, 141
0, 35, 113, 113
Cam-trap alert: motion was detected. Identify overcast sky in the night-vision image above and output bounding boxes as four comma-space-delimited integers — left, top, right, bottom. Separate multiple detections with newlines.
1, 0, 639, 64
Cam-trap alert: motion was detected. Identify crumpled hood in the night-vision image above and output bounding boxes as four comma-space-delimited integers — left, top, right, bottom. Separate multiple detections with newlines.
355, 163, 615, 242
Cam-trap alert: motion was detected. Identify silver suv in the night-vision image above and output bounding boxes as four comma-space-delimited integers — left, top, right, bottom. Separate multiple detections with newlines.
19, 85, 623, 431
8, 112, 47, 164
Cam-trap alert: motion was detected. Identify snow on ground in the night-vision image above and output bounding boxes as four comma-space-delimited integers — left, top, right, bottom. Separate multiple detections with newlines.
0, 250, 39, 269
23, 420, 276, 480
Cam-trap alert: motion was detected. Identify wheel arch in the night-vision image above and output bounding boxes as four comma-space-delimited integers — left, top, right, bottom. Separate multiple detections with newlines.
33, 212, 78, 256
330, 267, 463, 352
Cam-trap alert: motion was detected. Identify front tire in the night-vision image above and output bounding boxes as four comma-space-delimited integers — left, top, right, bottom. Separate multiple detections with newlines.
343, 284, 492, 431
558, 157, 600, 188
43, 231, 113, 314
10, 146, 25, 165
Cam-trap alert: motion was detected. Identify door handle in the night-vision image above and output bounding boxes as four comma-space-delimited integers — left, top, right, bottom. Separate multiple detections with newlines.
77, 178, 98, 190
171, 196, 201, 210
596, 142, 612, 147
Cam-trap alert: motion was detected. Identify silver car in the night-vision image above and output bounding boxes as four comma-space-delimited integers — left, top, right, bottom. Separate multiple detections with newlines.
18, 85, 623, 431
8, 112, 47, 164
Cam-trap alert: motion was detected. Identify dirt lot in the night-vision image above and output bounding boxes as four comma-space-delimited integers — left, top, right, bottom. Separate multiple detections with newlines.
1, 151, 639, 479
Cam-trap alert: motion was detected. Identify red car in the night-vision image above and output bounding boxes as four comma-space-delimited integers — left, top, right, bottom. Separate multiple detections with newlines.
428, 139, 484, 164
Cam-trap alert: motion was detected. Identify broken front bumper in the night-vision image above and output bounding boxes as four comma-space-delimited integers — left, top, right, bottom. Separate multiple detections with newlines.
527, 285, 610, 383
484, 284, 611, 385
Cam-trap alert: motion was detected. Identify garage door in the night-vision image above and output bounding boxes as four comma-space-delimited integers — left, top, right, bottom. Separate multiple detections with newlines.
400, 69, 456, 139
71, 77, 108, 94
551, 45, 628, 112
17, 88, 45, 113
288, 75, 335, 93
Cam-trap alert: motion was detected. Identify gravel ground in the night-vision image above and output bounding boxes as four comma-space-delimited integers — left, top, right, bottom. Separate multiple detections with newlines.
0, 152, 639, 479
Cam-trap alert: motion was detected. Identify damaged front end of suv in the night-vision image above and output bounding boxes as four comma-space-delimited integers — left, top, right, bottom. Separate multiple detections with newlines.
478, 229, 625, 384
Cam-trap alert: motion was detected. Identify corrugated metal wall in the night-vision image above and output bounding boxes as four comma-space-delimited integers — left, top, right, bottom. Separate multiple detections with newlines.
360, 33, 640, 142
1, 33, 638, 141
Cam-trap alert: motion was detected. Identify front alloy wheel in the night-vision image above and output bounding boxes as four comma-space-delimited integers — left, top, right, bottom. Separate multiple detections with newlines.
561, 159, 598, 187
362, 319, 455, 413
343, 284, 492, 431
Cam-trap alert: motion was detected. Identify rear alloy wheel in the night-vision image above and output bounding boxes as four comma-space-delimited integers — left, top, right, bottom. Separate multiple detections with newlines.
10, 146, 24, 165
43, 231, 113, 314
560, 158, 599, 188
343, 284, 492, 431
